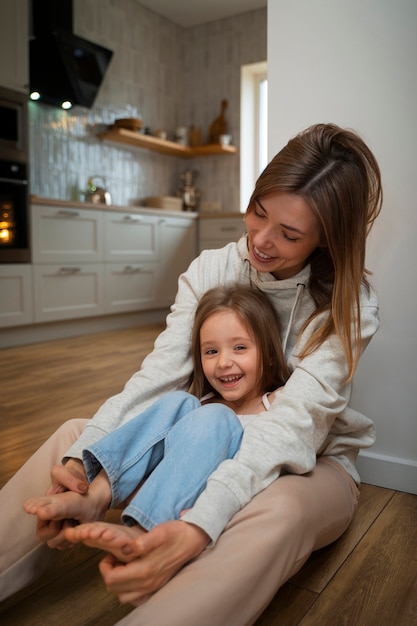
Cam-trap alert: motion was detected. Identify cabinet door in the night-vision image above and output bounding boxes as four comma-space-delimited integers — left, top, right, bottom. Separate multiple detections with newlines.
0, 0, 28, 92
0, 264, 33, 327
104, 212, 161, 262
105, 263, 160, 313
156, 216, 197, 307
198, 216, 244, 253
33, 264, 105, 322
31, 205, 104, 263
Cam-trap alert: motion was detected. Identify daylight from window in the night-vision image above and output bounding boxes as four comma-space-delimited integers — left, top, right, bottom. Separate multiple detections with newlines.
240, 61, 268, 213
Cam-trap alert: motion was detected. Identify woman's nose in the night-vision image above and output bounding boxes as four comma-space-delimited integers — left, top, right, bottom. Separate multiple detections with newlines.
254, 225, 275, 249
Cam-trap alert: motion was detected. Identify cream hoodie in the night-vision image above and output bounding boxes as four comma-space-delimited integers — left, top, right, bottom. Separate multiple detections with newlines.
65, 236, 379, 543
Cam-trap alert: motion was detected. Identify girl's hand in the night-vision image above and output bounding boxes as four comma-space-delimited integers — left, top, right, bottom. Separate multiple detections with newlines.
49, 459, 89, 495
98, 520, 210, 605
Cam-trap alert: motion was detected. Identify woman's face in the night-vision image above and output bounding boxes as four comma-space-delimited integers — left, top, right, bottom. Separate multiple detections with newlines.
245, 192, 322, 279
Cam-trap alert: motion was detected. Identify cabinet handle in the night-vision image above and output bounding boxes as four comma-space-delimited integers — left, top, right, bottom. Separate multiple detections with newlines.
58, 267, 81, 274
123, 215, 143, 223
57, 210, 80, 217
123, 265, 143, 273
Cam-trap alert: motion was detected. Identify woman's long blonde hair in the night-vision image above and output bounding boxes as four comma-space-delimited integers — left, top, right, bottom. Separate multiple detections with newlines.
247, 123, 382, 381
189, 285, 290, 400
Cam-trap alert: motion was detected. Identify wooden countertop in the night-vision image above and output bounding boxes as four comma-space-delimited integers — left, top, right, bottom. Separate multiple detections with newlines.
30, 196, 242, 220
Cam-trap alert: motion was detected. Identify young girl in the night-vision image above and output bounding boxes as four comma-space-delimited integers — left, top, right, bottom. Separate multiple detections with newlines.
24, 285, 289, 540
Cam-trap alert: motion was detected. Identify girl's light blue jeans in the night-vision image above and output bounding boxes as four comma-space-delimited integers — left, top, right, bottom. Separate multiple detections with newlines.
82, 391, 243, 530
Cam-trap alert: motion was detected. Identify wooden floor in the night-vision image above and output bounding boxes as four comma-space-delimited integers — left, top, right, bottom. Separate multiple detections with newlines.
0, 325, 416, 625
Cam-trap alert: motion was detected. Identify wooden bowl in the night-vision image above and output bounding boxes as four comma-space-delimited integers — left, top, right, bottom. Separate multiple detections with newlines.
114, 117, 143, 131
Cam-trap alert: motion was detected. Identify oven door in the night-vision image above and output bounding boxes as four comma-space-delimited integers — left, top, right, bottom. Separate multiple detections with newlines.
0, 161, 30, 263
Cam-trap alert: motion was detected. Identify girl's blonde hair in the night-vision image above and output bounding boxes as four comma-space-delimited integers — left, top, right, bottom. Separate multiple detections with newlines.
189, 285, 290, 400
247, 123, 382, 380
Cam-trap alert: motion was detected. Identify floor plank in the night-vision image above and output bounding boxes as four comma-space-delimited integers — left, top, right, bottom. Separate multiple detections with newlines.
298, 491, 417, 626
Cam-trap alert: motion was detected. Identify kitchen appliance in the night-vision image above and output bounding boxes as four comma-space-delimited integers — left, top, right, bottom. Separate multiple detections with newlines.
0, 160, 30, 263
30, 0, 113, 109
84, 176, 112, 205
0, 87, 28, 163
178, 169, 200, 212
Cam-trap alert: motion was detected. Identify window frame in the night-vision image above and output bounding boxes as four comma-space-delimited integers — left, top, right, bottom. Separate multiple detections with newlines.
240, 61, 268, 213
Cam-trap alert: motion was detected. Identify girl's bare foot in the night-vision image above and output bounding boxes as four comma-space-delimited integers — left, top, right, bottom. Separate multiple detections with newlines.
65, 521, 145, 562
24, 491, 96, 521
24, 470, 111, 523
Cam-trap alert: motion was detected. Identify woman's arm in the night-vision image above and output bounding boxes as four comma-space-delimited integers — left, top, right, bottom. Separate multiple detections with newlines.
181, 291, 380, 542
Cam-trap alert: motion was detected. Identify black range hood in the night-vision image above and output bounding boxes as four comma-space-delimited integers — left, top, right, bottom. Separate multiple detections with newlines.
30, 0, 113, 109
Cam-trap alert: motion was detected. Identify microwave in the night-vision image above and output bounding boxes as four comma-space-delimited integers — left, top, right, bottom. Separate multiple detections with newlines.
0, 86, 28, 163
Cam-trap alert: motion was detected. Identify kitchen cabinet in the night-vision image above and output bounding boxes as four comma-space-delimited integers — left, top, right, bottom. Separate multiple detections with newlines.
25, 201, 197, 324
104, 210, 197, 312
0, 264, 33, 327
104, 210, 161, 313
31, 205, 105, 263
99, 128, 238, 159
31, 205, 106, 322
33, 263, 105, 323
198, 215, 245, 253
156, 215, 197, 307
0, 0, 28, 92
104, 211, 160, 262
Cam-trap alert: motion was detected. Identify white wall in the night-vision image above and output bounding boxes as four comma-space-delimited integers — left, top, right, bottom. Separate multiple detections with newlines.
268, 0, 417, 494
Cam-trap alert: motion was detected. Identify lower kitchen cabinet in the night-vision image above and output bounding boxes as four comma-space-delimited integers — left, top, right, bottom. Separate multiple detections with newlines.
0, 264, 33, 327
198, 215, 244, 253
104, 211, 161, 262
156, 216, 197, 307
33, 264, 105, 323
31, 205, 104, 263
0, 202, 198, 329
105, 262, 159, 313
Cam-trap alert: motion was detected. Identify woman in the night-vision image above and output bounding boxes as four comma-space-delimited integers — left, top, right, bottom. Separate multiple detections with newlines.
0, 123, 382, 626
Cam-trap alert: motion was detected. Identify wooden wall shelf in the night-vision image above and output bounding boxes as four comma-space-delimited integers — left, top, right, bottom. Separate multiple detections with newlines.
98, 128, 238, 158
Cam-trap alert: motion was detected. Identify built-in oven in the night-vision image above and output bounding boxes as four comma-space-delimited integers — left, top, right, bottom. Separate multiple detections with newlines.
0, 86, 30, 263
0, 160, 30, 263
0, 86, 28, 163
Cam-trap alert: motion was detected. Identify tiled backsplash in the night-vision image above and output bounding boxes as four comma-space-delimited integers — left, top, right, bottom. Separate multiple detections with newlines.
29, 1, 266, 211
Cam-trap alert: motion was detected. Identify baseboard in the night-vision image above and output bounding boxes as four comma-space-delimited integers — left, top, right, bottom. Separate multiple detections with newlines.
0, 309, 168, 349
356, 450, 417, 495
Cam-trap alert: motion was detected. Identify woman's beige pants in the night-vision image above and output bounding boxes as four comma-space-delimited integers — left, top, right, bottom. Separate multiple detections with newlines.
0, 419, 359, 626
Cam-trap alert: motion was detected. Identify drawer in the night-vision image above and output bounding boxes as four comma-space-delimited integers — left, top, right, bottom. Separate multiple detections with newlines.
31, 205, 104, 263
0, 264, 33, 328
104, 212, 161, 262
198, 216, 244, 242
105, 262, 160, 313
33, 263, 105, 322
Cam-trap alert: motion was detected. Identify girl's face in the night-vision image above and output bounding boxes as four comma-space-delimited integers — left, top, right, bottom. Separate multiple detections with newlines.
200, 309, 261, 410
245, 191, 322, 279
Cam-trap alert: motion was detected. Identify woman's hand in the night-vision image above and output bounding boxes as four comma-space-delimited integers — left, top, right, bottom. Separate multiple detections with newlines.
35, 459, 89, 547
99, 520, 210, 605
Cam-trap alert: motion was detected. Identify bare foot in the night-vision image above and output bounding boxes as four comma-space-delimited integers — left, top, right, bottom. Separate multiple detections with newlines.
24, 489, 108, 524
24, 469, 112, 523
65, 521, 145, 562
